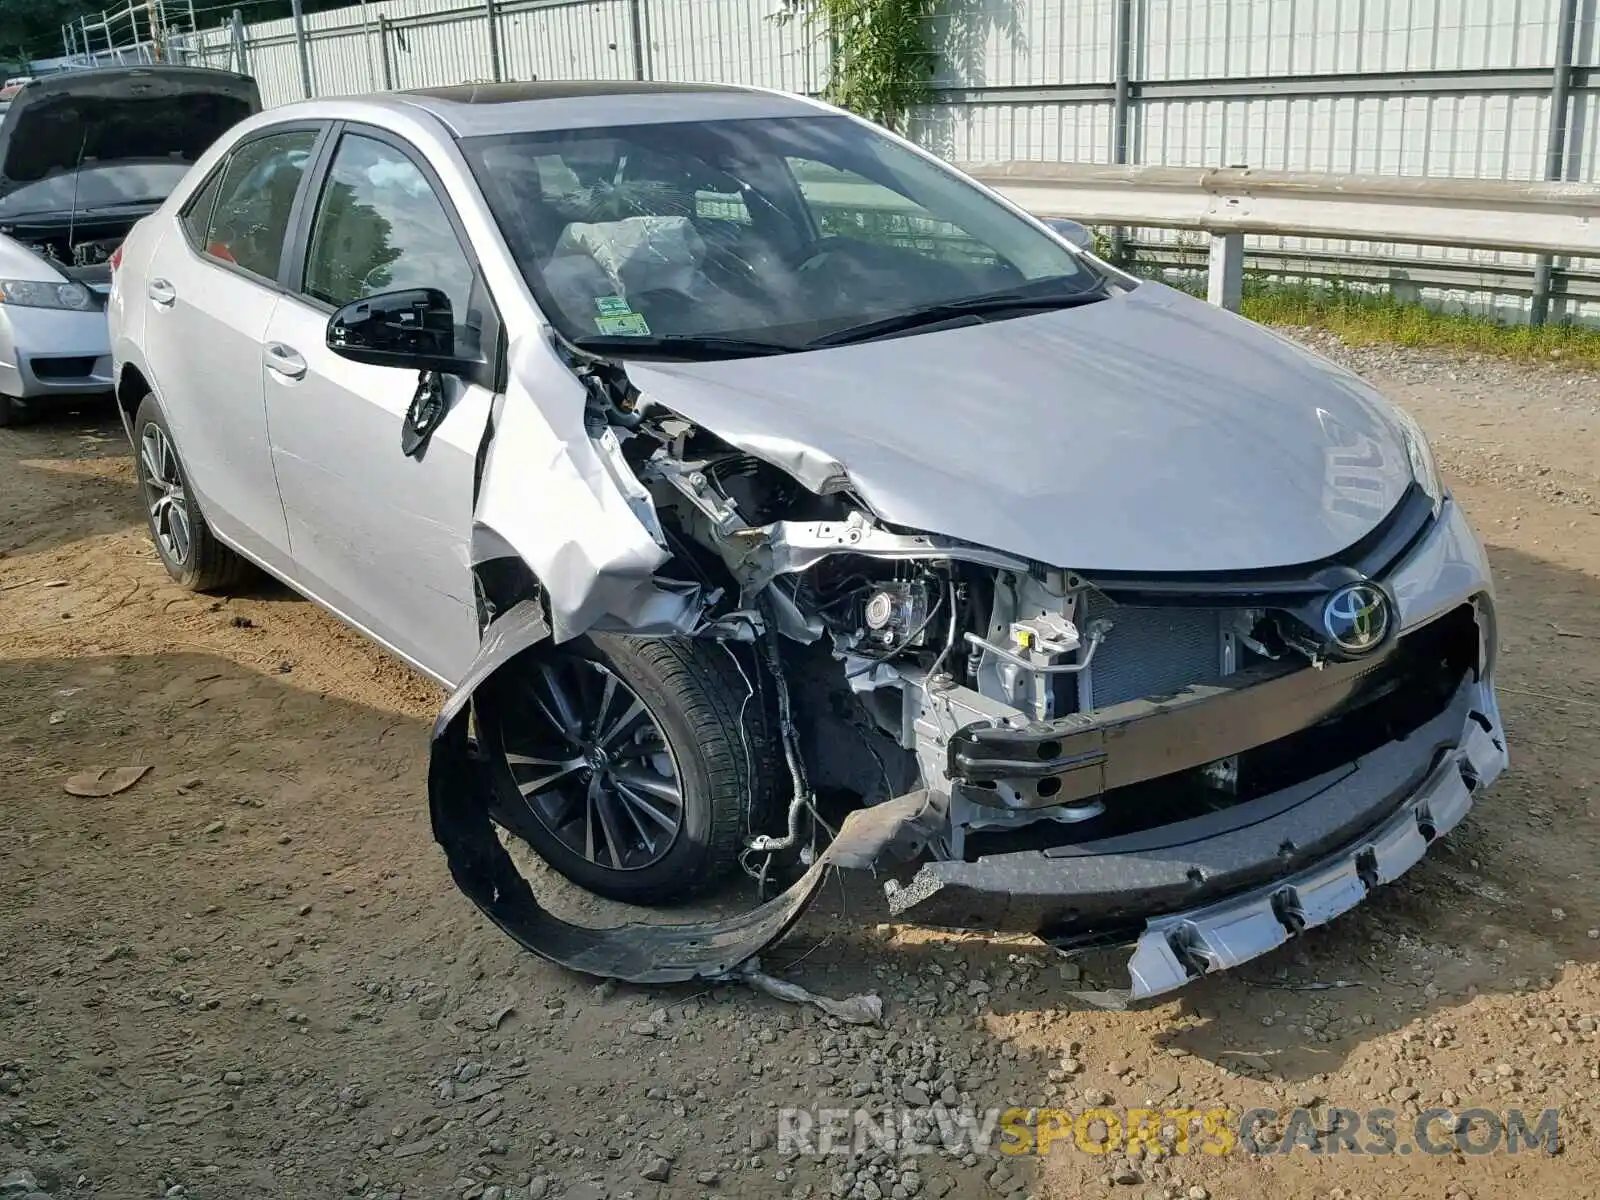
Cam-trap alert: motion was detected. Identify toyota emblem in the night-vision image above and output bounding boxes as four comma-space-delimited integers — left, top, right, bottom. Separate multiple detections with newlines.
1322, 582, 1391, 655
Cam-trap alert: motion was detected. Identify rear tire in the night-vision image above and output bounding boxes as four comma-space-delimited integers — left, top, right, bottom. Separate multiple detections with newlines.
476, 634, 778, 905
132, 393, 249, 592
0, 394, 19, 427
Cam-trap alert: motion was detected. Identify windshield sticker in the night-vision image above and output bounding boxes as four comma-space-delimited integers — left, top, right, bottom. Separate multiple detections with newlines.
595, 311, 651, 337
595, 296, 633, 317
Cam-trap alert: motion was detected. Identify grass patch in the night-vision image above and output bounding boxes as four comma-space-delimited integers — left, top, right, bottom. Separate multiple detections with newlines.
1237, 282, 1600, 368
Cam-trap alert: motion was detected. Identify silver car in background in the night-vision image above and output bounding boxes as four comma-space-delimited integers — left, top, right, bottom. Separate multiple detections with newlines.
108, 81, 1507, 1001
0, 66, 259, 425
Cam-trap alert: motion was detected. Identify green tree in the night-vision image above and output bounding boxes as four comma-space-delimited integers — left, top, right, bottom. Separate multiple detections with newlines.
0, 0, 102, 65
776, 0, 939, 134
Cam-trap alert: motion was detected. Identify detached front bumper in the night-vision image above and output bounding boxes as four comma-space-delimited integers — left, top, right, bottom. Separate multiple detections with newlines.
1126, 690, 1503, 999
891, 673, 1505, 1001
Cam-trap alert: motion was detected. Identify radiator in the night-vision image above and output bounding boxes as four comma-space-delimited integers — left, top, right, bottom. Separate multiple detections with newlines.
1078, 593, 1231, 710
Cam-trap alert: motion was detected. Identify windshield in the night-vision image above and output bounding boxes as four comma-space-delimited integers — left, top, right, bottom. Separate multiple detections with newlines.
461, 115, 1103, 353
0, 163, 190, 223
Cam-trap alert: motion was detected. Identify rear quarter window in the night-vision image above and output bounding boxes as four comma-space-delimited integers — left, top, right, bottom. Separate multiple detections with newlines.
180, 166, 226, 250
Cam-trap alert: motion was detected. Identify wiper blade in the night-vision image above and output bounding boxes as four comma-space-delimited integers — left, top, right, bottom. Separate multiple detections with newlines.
0, 200, 158, 223
805, 288, 1109, 349
567, 334, 795, 361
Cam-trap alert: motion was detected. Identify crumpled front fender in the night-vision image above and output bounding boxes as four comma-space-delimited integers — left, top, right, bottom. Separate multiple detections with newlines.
471, 336, 703, 642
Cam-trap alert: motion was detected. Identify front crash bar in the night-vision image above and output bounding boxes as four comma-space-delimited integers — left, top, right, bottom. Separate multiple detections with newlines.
428, 598, 943, 983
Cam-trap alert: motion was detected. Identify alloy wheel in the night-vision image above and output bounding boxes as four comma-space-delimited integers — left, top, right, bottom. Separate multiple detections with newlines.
500, 657, 685, 871
139, 424, 192, 565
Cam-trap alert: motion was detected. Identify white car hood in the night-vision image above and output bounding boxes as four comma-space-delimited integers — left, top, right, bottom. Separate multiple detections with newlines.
624, 283, 1415, 574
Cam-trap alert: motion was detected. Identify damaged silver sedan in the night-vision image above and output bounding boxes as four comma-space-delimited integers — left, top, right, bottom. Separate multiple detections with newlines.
108, 81, 1507, 1003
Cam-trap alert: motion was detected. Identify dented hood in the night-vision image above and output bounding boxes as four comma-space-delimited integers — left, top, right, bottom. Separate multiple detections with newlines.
625, 283, 1416, 574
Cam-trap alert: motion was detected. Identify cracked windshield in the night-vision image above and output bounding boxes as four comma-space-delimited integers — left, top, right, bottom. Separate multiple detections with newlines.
462, 115, 1105, 355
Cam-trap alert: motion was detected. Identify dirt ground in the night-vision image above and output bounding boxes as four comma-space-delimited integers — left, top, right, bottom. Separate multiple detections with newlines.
2, 338, 1599, 1200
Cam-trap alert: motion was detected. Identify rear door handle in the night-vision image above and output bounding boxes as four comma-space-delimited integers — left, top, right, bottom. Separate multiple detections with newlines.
147, 278, 176, 306
263, 342, 307, 380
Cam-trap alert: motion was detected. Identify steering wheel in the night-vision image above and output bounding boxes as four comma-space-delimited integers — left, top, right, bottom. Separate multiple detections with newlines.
794, 247, 836, 274
699, 240, 766, 300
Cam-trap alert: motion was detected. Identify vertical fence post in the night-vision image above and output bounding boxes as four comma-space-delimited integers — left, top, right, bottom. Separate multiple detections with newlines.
377, 14, 394, 90
289, 0, 314, 99
1207, 233, 1244, 311
356, 0, 378, 89
629, 0, 647, 80
230, 8, 248, 74
1109, 0, 1133, 263
485, 0, 504, 81
1531, 0, 1579, 327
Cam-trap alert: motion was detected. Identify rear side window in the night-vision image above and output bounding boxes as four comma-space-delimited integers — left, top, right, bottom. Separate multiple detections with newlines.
200, 129, 319, 279
179, 167, 225, 249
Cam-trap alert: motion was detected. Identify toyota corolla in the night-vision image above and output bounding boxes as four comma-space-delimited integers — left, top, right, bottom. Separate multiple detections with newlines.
107, 81, 1507, 1002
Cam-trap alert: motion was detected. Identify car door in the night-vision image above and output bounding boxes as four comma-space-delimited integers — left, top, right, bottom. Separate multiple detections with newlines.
263, 125, 497, 685
138, 124, 327, 568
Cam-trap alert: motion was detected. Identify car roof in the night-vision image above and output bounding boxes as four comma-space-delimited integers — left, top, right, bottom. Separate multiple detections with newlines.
285, 80, 829, 139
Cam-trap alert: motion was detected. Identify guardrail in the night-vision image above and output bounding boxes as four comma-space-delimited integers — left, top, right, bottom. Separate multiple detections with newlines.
961, 161, 1600, 311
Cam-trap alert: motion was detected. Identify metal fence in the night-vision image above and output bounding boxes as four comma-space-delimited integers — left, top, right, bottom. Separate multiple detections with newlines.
79, 0, 1600, 325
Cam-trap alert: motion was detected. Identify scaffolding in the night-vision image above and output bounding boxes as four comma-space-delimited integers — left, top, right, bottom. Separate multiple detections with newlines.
60, 0, 205, 68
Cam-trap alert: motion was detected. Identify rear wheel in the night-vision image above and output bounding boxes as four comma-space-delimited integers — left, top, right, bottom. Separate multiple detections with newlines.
0, 394, 19, 427
132, 393, 249, 592
476, 634, 776, 905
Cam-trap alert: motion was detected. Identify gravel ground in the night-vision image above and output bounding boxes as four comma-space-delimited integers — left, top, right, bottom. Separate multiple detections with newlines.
1, 331, 1598, 1200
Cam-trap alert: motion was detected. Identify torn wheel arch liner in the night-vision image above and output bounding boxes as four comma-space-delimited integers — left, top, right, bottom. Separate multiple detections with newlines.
428, 596, 946, 983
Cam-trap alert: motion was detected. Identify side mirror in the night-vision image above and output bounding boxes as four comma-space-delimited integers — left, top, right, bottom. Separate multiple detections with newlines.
326, 287, 477, 375
1043, 217, 1094, 252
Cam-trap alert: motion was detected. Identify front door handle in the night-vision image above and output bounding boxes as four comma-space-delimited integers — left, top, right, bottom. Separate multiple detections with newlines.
263, 342, 307, 380
147, 278, 176, 306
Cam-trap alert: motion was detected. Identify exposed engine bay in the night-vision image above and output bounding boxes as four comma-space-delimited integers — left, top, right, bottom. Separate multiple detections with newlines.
572, 353, 1407, 876
4, 222, 129, 286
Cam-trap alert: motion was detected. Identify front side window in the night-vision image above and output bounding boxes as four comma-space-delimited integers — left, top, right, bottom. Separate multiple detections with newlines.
202, 129, 319, 278
301, 133, 480, 357
462, 115, 1103, 355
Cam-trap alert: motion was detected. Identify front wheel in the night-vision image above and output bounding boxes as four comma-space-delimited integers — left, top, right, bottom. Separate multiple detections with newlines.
475, 634, 777, 905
